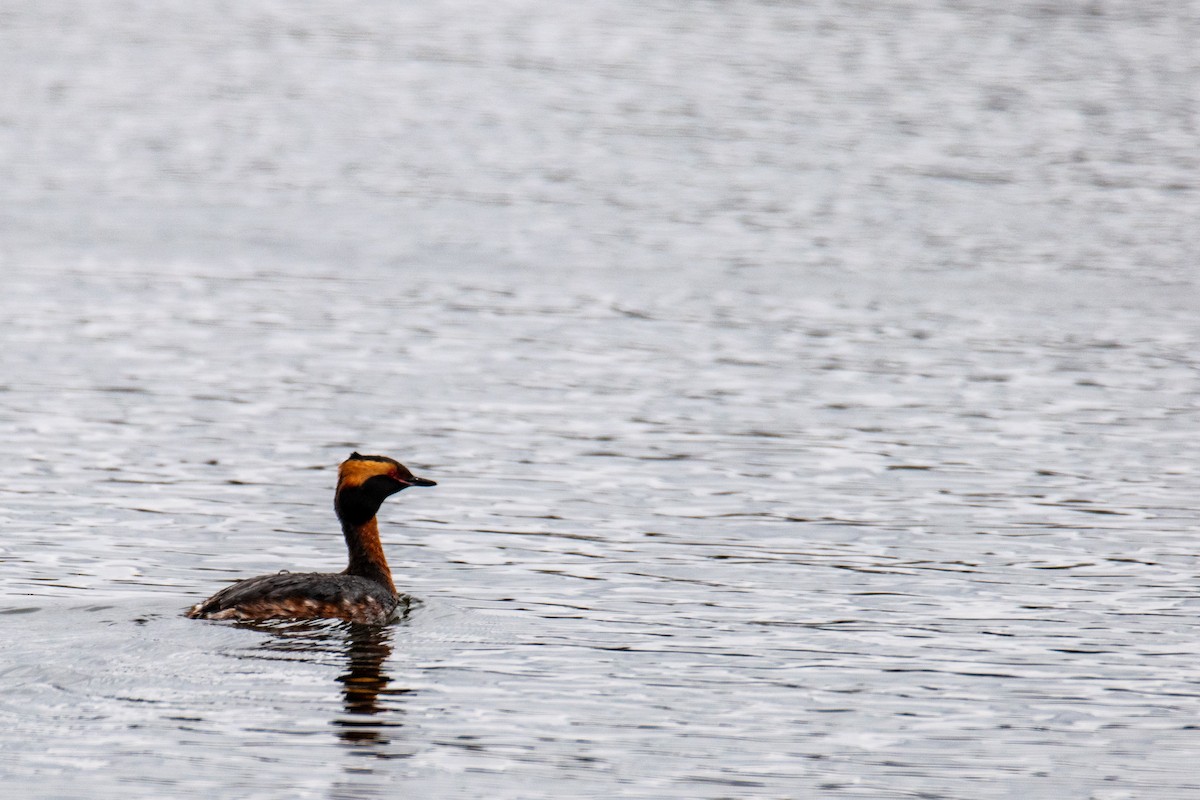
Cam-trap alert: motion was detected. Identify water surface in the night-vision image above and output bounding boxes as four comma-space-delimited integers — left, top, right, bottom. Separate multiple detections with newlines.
2, 1, 1200, 797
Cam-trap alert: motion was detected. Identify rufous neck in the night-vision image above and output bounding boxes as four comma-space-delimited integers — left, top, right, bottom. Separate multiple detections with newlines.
342, 517, 397, 596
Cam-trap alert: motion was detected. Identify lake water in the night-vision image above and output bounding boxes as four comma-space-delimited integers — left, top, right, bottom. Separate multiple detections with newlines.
2, 1, 1200, 797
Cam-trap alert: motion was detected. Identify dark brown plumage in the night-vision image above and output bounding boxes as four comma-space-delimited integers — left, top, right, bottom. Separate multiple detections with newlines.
186, 453, 435, 624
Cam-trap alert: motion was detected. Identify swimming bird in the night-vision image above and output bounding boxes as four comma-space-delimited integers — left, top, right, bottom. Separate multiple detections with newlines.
186, 452, 435, 624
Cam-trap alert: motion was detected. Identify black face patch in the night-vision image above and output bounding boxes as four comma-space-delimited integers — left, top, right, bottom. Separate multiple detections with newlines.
336, 475, 407, 525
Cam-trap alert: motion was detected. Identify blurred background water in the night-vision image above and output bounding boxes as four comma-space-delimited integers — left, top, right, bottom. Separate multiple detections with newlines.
2, 1, 1200, 798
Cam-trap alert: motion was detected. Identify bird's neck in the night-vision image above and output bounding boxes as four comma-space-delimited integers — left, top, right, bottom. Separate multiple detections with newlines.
341, 516, 397, 596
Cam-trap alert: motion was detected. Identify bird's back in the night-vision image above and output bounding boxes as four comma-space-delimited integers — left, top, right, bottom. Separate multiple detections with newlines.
186, 571, 400, 624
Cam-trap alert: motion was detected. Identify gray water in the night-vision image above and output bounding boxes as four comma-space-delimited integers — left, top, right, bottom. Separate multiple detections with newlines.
3, 1, 1200, 798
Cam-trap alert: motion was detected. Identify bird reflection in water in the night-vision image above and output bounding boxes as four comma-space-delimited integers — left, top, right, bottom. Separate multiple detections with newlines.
236, 598, 416, 759
332, 622, 411, 752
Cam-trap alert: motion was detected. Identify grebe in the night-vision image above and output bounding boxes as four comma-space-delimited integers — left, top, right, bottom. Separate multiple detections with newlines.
186, 452, 435, 624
